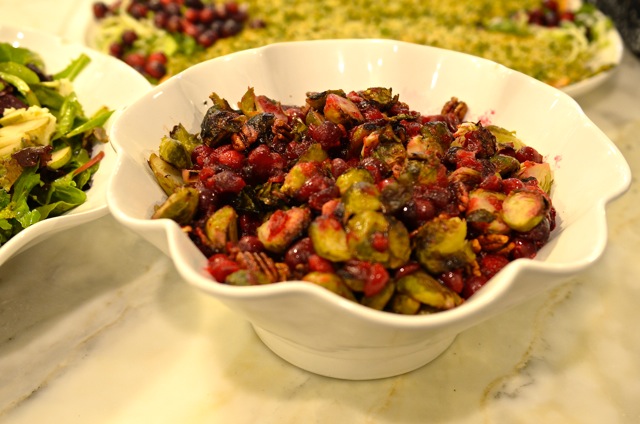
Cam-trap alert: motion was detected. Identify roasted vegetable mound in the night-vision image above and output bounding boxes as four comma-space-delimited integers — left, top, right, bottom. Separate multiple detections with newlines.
149, 87, 556, 315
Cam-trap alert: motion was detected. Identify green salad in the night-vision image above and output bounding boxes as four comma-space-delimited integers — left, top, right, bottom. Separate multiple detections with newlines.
0, 42, 113, 247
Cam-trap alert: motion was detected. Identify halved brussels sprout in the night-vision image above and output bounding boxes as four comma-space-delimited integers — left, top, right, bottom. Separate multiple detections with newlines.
148, 152, 184, 196
302, 271, 356, 301
205, 205, 238, 251
502, 188, 550, 232
257, 207, 312, 253
346, 211, 410, 268
412, 216, 476, 274
309, 215, 351, 262
151, 186, 199, 225
517, 161, 553, 194
396, 271, 463, 310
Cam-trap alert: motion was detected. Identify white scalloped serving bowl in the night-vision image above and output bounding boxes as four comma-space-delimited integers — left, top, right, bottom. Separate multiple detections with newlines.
0, 24, 151, 266
107, 39, 631, 380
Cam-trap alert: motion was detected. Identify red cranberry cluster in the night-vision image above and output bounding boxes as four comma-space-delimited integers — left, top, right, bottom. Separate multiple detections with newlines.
92, 0, 263, 80
527, 0, 576, 27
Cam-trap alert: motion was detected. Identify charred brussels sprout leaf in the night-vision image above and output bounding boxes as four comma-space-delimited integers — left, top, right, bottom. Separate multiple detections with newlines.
491, 154, 521, 177
305, 89, 347, 110
360, 87, 397, 109
200, 107, 246, 146
148, 152, 184, 196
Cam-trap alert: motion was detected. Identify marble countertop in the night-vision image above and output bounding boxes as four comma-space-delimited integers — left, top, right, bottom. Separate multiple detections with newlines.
1, 1, 639, 423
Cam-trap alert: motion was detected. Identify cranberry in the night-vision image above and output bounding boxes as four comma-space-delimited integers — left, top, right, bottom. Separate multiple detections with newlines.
121, 29, 138, 46
308, 254, 335, 273
462, 275, 488, 298
144, 60, 167, 80
92, 2, 109, 19
363, 263, 390, 297
284, 238, 314, 270
128, 3, 149, 19
511, 238, 538, 259
199, 6, 216, 24
148, 51, 168, 64
502, 178, 525, 194
217, 149, 245, 170
207, 253, 240, 282
108, 42, 124, 58
307, 121, 343, 150
124, 52, 146, 69
394, 262, 421, 280
197, 29, 218, 48
308, 186, 340, 211
209, 170, 246, 193
371, 232, 389, 252
479, 173, 503, 192
154, 11, 170, 28
480, 254, 510, 279
515, 146, 543, 163
184, 7, 201, 22
237, 235, 264, 252
439, 270, 464, 293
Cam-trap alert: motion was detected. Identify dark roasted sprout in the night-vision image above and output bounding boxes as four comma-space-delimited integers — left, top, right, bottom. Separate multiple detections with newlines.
149, 87, 556, 315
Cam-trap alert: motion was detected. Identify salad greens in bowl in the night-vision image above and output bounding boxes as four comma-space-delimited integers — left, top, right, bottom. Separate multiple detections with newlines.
107, 39, 631, 380
0, 24, 151, 266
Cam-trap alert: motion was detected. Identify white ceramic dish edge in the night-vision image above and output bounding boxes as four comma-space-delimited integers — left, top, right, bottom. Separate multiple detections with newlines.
107, 39, 632, 379
0, 24, 151, 266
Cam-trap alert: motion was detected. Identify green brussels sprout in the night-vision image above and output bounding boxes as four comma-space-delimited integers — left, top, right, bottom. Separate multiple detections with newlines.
335, 167, 374, 195
412, 216, 476, 274
148, 152, 184, 196
359, 87, 396, 108
226, 269, 272, 286
502, 188, 550, 232
490, 154, 521, 177
466, 189, 510, 234
257, 207, 312, 253
486, 125, 525, 150
396, 271, 463, 310
421, 121, 454, 152
390, 293, 422, 315
297, 142, 328, 163
151, 186, 199, 225
372, 139, 406, 172
159, 136, 190, 169
323, 93, 364, 125
281, 161, 322, 197
346, 211, 411, 268
309, 215, 351, 262
205, 205, 238, 251
400, 159, 444, 187
361, 280, 395, 310
379, 177, 413, 214
406, 134, 442, 160
169, 123, 201, 155
343, 181, 382, 218
517, 161, 554, 194
302, 271, 356, 301
305, 89, 347, 111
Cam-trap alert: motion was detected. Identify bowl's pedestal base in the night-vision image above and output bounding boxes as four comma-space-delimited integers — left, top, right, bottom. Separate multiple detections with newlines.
253, 325, 456, 380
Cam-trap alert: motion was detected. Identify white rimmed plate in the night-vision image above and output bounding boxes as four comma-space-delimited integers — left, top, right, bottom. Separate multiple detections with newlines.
0, 24, 151, 266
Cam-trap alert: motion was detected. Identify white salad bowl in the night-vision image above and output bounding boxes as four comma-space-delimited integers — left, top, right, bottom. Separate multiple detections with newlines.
107, 39, 631, 380
0, 24, 151, 266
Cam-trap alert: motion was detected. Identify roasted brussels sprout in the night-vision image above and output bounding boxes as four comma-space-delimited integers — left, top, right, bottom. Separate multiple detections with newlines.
412, 216, 476, 274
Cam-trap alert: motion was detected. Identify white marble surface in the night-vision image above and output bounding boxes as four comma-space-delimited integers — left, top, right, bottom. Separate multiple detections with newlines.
1, 1, 640, 423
